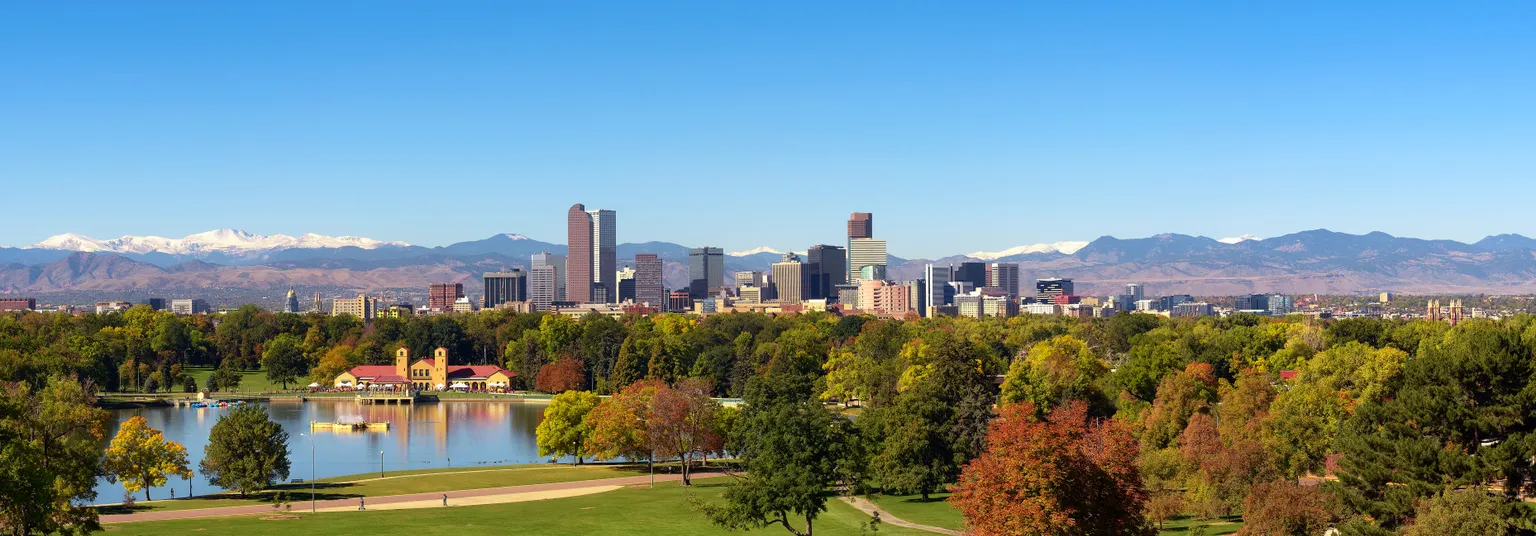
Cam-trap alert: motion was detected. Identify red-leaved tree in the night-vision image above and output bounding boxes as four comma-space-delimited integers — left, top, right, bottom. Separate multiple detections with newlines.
535, 355, 586, 394
648, 377, 721, 485
951, 400, 1154, 536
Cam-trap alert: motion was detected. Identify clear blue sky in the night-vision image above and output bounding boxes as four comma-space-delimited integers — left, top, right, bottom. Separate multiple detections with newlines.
2, 2, 1533, 258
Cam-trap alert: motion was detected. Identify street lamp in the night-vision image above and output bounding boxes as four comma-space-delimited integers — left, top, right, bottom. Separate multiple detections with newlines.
298, 433, 316, 512
380, 450, 386, 478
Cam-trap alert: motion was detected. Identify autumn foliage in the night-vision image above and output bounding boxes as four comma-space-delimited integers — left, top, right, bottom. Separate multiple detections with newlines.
535, 355, 586, 393
951, 400, 1154, 536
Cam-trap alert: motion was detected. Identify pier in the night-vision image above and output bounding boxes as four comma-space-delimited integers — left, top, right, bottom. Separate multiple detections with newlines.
355, 390, 418, 405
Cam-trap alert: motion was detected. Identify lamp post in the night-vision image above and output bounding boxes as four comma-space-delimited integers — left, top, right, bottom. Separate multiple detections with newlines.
380, 450, 385, 478
299, 433, 315, 513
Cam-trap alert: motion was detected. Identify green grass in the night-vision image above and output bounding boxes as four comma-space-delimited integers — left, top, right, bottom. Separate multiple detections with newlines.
186, 366, 286, 393
102, 464, 649, 514
103, 480, 921, 536
1157, 515, 1243, 535
865, 492, 962, 530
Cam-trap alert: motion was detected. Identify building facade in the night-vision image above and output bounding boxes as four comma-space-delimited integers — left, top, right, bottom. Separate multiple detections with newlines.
335, 347, 517, 392
331, 295, 377, 320
633, 253, 666, 307
954, 262, 988, 291
806, 244, 846, 300
688, 247, 725, 299
848, 238, 887, 282
0, 298, 36, 311
483, 270, 528, 309
616, 266, 637, 303
857, 279, 912, 315
923, 264, 952, 317
171, 298, 210, 315
771, 253, 806, 304
1036, 277, 1074, 303
988, 263, 1021, 298
531, 251, 566, 301
529, 265, 557, 311
566, 204, 594, 304
429, 283, 464, 312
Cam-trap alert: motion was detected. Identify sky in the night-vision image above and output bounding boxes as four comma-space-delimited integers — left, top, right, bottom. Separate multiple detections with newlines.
2, 2, 1534, 258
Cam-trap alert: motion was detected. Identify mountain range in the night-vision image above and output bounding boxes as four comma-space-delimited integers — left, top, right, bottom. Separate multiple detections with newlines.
6, 229, 1536, 301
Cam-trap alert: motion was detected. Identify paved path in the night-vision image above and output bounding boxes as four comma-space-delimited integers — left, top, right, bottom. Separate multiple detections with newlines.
101, 473, 686, 524
839, 496, 961, 536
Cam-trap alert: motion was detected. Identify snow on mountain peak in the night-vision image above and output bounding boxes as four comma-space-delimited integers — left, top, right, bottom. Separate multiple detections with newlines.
729, 246, 785, 256
969, 241, 1089, 260
29, 230, 410, 255
1218, 234, 1262, 244
502, 234, 530, 240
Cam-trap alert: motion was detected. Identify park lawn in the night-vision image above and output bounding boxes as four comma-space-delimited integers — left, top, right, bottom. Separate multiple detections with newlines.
186, 366, 287, 393
865, 492, 963, 530
108, 464, 648, 514
1158, 515, 1244, 535
103, 480, 924, 536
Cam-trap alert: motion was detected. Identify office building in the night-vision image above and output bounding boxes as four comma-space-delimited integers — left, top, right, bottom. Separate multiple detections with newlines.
955, 262, 988, 291
1023, 303, 1059, 315
331, 295, 376, 319
589, 208, 617, 303
0, 298, 36, 311
988, 263, 1021, 298
1036, 278, 1074, 303
688, 247, 725, 299
429, 283, 464, 312
835, 284, 860, 309
138, 297, 166, 311
857, 279, 912, 315
531, 252, 566, 301
616, 266, 637, 303
922, 264, 952, 317
668, 291, 693, 313
735, 271, 770, 289
738, 286, 763, 304
483, 270, 528, 309
1159, 295, 1193, 311
451, 296, 475, 313
1135, 299, 1156, 311
529, 265, 557, 311
904, 280, 926, 315
771, 253, 807, 304
1172, 302, 1213, 317
848, 238, 887, 282
171, 299, 210, 315
566, 204, 594, 303
848, 212, 873, 240
948, 281, 975, 297
806, 245, 846, 300
1234, 294, 1270, 312
1268, 295, 1294, 315
1125, 284, 1144, 302
859, 264, 887, 281
633, 254, 666, 307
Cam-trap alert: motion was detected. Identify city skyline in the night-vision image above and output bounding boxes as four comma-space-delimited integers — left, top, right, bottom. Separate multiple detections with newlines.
5, 3, 1536, 255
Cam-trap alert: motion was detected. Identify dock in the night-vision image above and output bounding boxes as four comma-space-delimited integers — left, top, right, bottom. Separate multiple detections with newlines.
309, 420, 391, 431
355, 390, 417, 405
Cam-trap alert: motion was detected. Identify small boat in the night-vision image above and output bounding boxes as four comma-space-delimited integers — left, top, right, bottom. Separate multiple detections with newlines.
309, 419, 390, 431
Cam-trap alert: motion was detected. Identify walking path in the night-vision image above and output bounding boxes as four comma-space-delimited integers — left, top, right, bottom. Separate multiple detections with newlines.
839, 496, 960, 536
101, 473, 686, 524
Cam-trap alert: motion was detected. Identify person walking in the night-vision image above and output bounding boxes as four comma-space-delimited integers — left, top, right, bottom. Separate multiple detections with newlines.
359, 497, 366, 511
442, 494, 448, 507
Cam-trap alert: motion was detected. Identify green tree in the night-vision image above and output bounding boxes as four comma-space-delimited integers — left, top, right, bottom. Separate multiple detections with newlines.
536, 390, 600, 465
1266, 342, 1406, 478
208, 363, 242, 392
1400, 489, 1512, 536
104, 415, 193, 500
1000, 335, 1109, 413
0, 377, 110, 534
261, 333, 308, 390
200, 405, 290, 496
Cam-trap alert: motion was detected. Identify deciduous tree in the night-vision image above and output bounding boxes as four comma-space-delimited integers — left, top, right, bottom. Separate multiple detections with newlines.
200, 405, 290, 496
261, 333, 308, 390
104, 415, 193, 500
536, 390, 600, 465
535, 355, 586, 394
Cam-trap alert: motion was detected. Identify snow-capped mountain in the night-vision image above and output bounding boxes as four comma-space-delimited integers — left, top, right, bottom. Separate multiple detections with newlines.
729, 246, 785, 257
969, 241, 1089, 260
29, 229, 410, 255
1218, 234, 1262, 244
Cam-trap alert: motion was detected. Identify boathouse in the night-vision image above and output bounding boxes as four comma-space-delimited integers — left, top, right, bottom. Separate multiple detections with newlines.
334, 347, 517, 392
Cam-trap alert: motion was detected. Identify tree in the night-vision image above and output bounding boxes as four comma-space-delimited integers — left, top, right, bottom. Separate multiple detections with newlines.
0, 377, 110, 534
536, 391, 600, 465
1139, 363, 1217, 450
200, 405, 290, 496
611, 335, 649, 390
261, 333, 308, 390
104, 416, 192, 500
649, 378, 720, 485
535, 355, 586, 394
999, 335, 1109, 413
951, 400, 1153, 536
1266, 342, 1406, 478
697, 372, 859, 536
587, 379, 664, 462
1400, 489, 1511, 536
1236, 481, 1331, 536
208, 362, 242, 392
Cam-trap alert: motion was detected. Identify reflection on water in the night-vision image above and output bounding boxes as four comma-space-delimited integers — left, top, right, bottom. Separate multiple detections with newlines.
95, 400, 552, 504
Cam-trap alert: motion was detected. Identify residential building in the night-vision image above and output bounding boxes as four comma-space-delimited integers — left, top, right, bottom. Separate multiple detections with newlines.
429, 283, 464, 312
772, 253, 807, 304
483, 270, 528, 309
531, 251, 566, 301
0, 298, 36, 311
334, 347, 516, 392
616, 266, 637, 303
806, 244, 846, 300
1036, 278, 1074, 303
95, 301, 133, 314
171, 298, 211, 315
141, 297, 167, 311
1172, 302, 1214, 317
633, 254, 666, 307
984, 294, 1019, 318
857, 279, 912, 315
529, 265, 557, 311
688, 247, 725, 299
922, 264, 952, 317
848, 238, 887, 282
988, 263, 1021, 298
954, 262, 988, 290
331, 295, 377, 320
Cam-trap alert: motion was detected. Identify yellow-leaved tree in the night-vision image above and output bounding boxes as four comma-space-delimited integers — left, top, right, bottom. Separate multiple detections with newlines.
104, 416, 193, 501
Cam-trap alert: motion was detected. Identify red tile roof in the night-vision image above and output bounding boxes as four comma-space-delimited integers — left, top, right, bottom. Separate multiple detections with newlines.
1279, 370, 1299, 381
445, 365, 515, 379
371, 375, 409, 384
347, 365, 399, 378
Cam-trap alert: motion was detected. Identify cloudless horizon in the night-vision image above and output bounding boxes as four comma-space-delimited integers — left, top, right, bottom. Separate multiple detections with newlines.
3, 2, 1534, 258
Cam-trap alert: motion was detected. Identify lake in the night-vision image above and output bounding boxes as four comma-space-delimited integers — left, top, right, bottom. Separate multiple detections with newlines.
96, 399, 554, 504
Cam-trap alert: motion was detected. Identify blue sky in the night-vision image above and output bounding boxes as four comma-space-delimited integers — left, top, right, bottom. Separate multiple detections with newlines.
2, 2, 1533, 258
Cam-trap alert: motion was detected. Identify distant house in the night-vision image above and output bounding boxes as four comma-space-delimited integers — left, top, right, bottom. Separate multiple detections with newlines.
334, 347, 516, 392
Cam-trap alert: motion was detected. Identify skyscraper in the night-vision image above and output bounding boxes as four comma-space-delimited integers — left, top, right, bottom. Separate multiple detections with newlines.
633, 253, 666, 307
567, 204, 593, 304
616, 266, 637, 303
806, 244, 846, 300
1036, 278, 1074, 303
848, 238, 887, 282
688, 247, 725, 299
988, 263, 1021, 298
483, 270, 527, 309
429, 283, 464, 312
923, 264, 952, 317
771, 253, 806, 304
955, 262, 988, 290
847, 212, 873, 240
529, 265, 557, 311
532, 251, 566, 301
589, 208, 617, 303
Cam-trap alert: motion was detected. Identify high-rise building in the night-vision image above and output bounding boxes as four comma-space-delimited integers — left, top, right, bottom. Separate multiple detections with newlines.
923, 264, 952, 317
169, 298, 210, 315
857, 279, 912, 315
955, 262, 988, 290
616, 266, 637, 303
483, 270, 528, 309
988, 263, 1021, 298
1125, 283, 1144, 302
738, 286, 763, 304
688, 247, 725, 299
529, 265, 557, 311
734, 271, 769, 289
532, 252, 566, 301
835, 284, 860, 308
1234, 294, 1270, 311
140, 297, 167, 311
806, 245, 846, 300
566, 204, 594, 304
771, 253, 807, 304
0, 298, 35, 311
1268, 295, 1294, 315
283, 290, 300, 313
429, 283, 464, 312
859, 264, 887, 281
848, 238, 887, 282
633, 254, 665, 307
668, 291, 693, 313
847, 212, 873, 240
1036, 278, 1074, 303
589, 208, 616, 303
332, 295, 377, 319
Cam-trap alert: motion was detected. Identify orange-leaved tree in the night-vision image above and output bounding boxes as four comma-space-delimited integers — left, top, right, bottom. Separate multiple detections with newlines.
103, 416, 193, 501
951, 400, 1154, 536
